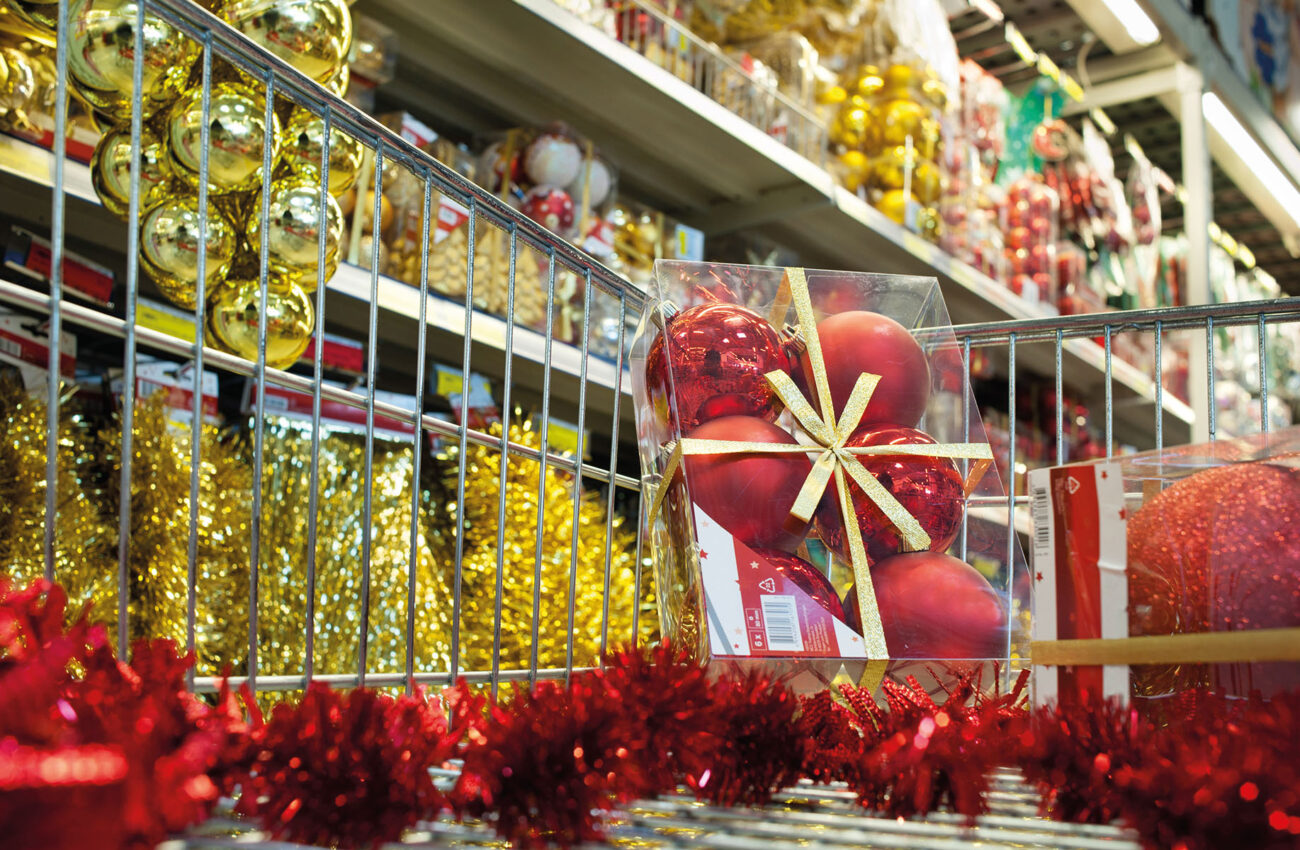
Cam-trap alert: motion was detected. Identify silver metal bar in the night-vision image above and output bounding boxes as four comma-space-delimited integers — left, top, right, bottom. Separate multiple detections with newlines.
1258, 313, 1269, 433
527, 251, 559, 687
1153, 320, 1163, 451
565, 268, 595, 683
190, 665, 603, 693
303, 107, 333, 682
1104, 325, 1113, 458
406, 171, 434, 693
488, 225, 520, 700
358, 142, 385, 685
43, 0, 71, 582
1006, 334, 1017, 572
1054, 330, 1064, 466
448, 200, 477, 684
1206, 316, 1216, 441
631, 484, 646, 648
185, 31, 215, 677
599, 294, 629, 659
116, 0, 149, 657
248, 67, 277, 689
959, 336, 971, 562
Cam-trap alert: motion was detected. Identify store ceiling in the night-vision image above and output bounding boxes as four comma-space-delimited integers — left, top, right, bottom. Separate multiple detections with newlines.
955, 0, 1300, 294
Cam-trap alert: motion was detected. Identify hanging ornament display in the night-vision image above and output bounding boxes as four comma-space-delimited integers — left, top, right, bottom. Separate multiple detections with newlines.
206, 277, 314, 370
138, 195, 237, 310
166, 83, 281, 195
421, 418, 653, 671
65, 0, 197, 120
247, 175, 343, 287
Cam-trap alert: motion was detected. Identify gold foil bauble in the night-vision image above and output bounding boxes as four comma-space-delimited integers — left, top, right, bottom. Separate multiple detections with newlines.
878, 97, 930, 150
89, 124, 174, 220
4, 0, 57, 34
140, 196, 236, 309
854, 64, 884, 98
208, 278, 314, 370
248, 177, 342, 287
838, 150, 869, 193
877, 188, 909, 225
223, 0, 352, 84
280, 108, 363, 196
831, 100, 871, 150
167, 83, 281, 196
66, 0, 197, 120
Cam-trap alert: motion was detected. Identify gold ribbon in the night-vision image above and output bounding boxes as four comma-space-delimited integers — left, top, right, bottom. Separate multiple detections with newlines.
1032, 628, 1300, 666
647, 267, 994, 662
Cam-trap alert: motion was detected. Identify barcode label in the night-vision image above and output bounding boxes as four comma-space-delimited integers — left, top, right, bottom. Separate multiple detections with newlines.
1032, 483, 1051, 552
1027, 468, 1055, 581
0, 337, 22, 359
760, 595, 802, 652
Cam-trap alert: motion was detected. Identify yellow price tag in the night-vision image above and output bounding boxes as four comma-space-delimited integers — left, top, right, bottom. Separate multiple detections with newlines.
136, 302, 196, 343
436, 369, 464, 397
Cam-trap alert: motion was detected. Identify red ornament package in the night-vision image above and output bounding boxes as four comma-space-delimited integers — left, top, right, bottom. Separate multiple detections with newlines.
1029, 428, 1300, 707
631, 261, 1027, 690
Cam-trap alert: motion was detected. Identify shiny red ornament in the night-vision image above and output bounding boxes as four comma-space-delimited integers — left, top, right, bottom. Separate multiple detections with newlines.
843, 552, 1006, 659
815, 426, 964, 564
520, 185, 575, 234
752, 548, 844, 621
678, 416, 812, 551
796, 310, 930, 429
1127, 461, 1300, 696
644, 302, 790, 431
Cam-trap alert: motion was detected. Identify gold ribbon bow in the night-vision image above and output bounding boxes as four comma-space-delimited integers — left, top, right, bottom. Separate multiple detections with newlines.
648, 268, 993, 662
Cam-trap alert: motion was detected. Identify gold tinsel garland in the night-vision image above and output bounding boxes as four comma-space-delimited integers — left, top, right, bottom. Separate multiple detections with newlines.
0, 379, 116, 626
248, 419, 450, 678
422, 418, 655, 673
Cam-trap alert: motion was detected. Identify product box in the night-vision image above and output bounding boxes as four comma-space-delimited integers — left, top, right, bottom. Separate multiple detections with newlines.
631, 261, 1027, 690
1029, 429, 1300, 708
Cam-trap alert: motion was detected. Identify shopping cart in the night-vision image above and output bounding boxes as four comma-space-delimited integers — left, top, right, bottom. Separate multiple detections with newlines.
4, 1, 1297, 846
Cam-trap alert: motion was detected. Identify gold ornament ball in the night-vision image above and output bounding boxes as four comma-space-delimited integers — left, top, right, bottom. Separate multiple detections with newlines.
90, 124, 174, 220
4, 0, 58, 34
324, 61, 349, 98
208, 278, 315, 370
913, 160, 942, 204
838, 150, 869, 192
815, 83, 847, 107
167, 83, 280, 195
917, 205, 942, 242
66, 0, 197, 120
223, 0, 352, 84
832, 101, 871, 150
280, 108, 363, 196
139, 196, 236, 309
854, 64, 884, 98
876, 188, 910, 225
0, 44, 36, 125
248, 177, 343, 288
882, 63, 916, 95
878, 97, 929, 151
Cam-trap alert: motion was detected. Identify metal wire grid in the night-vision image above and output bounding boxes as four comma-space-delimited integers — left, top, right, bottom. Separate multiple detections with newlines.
172, 769, 1141, 848
12, 0, 1300, 702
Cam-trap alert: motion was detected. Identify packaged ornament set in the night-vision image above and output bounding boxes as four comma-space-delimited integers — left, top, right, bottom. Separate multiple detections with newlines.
1030, 427, 1300, 707
632, 261, 1028, 687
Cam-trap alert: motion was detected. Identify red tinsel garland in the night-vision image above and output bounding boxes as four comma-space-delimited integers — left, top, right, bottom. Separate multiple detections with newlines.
4, 576, 1300, 850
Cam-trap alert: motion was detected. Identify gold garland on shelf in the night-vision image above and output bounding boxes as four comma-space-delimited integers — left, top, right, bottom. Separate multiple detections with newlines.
422, 417, 656, 674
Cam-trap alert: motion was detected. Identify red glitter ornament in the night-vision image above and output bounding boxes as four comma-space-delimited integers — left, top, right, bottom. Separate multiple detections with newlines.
843, 552, 1007, 659
237, 682, 459, 850
1127, 461, 1300, 695
752, 548, 845, 621
678, 416, 813, 551
814, 426, 964, 564
520, 185, 576, 234
794, 310, 930, 429
644, 302, 790, 431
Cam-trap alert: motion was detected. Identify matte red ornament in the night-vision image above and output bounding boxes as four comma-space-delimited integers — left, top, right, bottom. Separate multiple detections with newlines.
842, 552, 1006, 658
520, 185, 575, 234
1127, 461, 1300, 696
678, 416, 812, 551
815, 426, 964, 564
752, 548, 844, 621
644, 303, 790, 431
795, 311, 930, 429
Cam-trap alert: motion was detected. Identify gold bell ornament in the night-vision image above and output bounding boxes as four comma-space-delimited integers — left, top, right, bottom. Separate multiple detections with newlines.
139, 195, 237, 309
65, 0, 197, 121
247, 175, 343, 288
90, 123, 174, 220
223, 0, 352, 84
207, 277, 315, 370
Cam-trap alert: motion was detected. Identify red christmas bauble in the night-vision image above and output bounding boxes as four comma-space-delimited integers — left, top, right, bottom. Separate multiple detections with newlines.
678, 416, 812, 551
842, 552, 1006, 658
1128, 461, 1300, 695
794, 311, 929, 429
814, 425, 963, 563
644, 303, 789, 431
753, 548, 845, 621
520, 185, 575, 234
